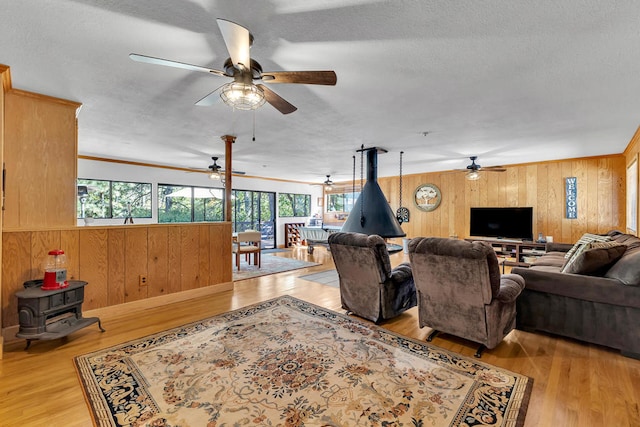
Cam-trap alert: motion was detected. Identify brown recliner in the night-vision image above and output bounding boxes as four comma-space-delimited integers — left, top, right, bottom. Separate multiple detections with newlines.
328, 232, 417, 323
408, 237, 525, 357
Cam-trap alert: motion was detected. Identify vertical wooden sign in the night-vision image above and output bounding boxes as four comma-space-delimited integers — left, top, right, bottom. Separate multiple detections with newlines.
565, 177, 577, 219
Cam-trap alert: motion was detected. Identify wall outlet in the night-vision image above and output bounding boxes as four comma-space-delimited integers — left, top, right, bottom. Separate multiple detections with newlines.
139, 275, 148, 286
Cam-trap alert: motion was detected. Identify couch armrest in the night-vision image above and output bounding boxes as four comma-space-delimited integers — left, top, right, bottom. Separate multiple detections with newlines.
512, 267, 640, 309
496, 273, 525, 303
390, 262, 413, 284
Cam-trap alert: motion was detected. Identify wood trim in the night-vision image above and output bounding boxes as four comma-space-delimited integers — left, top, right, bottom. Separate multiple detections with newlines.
0, 64, 11, 92
7, 88, 81, 109
0, 221, 232, 233
623, 125, 640, 158
626, 153, 639, 236
0, 68, 4, 358
78, 155, 320, 185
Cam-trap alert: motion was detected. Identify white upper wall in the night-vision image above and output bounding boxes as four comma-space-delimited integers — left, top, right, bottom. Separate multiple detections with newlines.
77, 158, 323, 247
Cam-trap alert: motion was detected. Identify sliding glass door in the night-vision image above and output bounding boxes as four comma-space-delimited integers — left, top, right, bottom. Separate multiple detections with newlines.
232, 190, 276, 249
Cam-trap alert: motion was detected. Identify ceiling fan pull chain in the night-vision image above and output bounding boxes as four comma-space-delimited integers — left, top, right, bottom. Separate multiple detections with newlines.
252, 110, 256, 142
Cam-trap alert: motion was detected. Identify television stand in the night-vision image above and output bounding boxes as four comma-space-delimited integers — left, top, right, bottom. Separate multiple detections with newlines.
465, 237, 547, 270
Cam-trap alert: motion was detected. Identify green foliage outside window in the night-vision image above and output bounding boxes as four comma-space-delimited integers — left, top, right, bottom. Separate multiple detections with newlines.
327, 192, 359, 213
278, 193, 310, 217
158, 185, 224, 223
233, 190, 275, 231
77, 179, 152, 219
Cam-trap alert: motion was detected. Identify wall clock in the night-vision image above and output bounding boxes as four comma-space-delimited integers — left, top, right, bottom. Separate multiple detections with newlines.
414, 183, 441, 212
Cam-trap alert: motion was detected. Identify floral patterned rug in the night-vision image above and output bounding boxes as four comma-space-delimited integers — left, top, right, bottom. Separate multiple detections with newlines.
75, 296, 532, 426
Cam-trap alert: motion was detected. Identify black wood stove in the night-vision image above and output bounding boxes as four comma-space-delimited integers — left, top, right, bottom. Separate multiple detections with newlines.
15, 280, 104, 349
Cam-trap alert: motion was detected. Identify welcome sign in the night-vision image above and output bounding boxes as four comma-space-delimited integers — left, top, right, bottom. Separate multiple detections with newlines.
565, 177, 577, 218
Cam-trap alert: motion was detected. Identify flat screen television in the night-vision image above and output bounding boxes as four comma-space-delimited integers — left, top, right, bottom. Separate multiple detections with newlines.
469, 207, 533, 241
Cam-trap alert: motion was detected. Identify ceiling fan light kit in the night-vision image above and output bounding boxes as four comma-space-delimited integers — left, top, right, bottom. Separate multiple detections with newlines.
220, 82, 265, 110
324, 175, 333, 191
462, 156, 505, 180
466, 170, 481, 180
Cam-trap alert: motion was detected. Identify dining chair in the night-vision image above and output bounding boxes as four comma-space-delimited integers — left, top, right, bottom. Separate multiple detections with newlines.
233, 231, 262, 270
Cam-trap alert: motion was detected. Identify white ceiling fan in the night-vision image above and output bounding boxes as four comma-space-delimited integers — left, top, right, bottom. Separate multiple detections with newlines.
130, 18, 337, 114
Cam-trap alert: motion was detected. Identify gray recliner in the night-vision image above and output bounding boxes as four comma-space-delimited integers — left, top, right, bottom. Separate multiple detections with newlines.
408, 237, 525, 357
328, 232, 417, 323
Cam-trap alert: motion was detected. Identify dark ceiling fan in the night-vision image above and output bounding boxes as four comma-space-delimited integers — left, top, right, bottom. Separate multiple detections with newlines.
462, 156, 506, 180
207, 156, 245, 176
130, 18, 337, 114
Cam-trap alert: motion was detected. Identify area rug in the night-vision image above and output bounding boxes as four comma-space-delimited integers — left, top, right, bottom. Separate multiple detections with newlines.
299, 269, 339, 288
75, 296, 532, 426
232, 254, 319, 281
262, 248, 291, 254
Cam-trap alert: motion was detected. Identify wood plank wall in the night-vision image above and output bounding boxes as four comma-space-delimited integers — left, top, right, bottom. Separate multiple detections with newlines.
624, 126, 640, 236
1, 223, 233, 328
3, 90, 80, 230
0, 65, 7, 356
374, 155, 626, 244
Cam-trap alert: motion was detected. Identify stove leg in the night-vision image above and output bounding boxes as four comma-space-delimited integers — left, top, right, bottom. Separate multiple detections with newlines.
24, 339, 32, 350
97, 319, 106, 332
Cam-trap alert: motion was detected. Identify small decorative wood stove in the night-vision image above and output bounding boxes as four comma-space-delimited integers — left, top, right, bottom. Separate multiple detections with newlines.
15, 280, 105, 349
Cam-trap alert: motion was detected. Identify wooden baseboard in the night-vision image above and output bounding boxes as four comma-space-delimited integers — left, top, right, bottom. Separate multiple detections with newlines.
1, 281, 234, 345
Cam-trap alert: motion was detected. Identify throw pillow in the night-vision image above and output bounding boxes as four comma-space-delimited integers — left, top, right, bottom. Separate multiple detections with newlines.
561, 241, 627, 275
563, 232, 611, 261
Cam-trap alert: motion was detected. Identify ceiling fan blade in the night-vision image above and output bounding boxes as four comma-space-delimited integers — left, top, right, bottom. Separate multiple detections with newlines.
257, 84, 297, 114
221, 169, 246, 175
261, 71, 337, 85
482, 168, 507, 172
195, 84, 227, 106
216, 19, 251, 71
129, 53, 228, 77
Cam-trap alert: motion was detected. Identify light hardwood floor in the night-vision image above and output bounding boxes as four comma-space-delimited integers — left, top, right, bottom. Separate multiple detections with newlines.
1, 247, 639, 426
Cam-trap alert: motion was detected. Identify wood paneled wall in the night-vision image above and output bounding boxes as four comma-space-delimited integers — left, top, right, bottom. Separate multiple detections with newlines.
624, 126, 640, 236
1, 65, 7, 356
2, 223, 233, 328
3, 89, 80, 230
375, 155, 626, 244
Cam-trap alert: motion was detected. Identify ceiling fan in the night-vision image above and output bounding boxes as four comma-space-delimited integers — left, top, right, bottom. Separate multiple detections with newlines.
462, 156, 506, 180
206, 156, 245, 180
129, 18, 337, 114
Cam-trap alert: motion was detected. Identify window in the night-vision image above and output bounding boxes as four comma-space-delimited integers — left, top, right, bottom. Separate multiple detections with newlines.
233, 190, 276, 249
327, 191, 359, 213
158, 185, 224, 223
77, 179, 152, 219
278, 193, 311, 217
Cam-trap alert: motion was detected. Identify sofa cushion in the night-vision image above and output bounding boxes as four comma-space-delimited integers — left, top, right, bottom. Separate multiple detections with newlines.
561, 242, 627, 276
532, 252, 567, 267
564, 233, 611, 260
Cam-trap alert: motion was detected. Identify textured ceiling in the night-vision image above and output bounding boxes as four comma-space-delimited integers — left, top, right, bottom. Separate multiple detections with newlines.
2, 0, 640, 183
